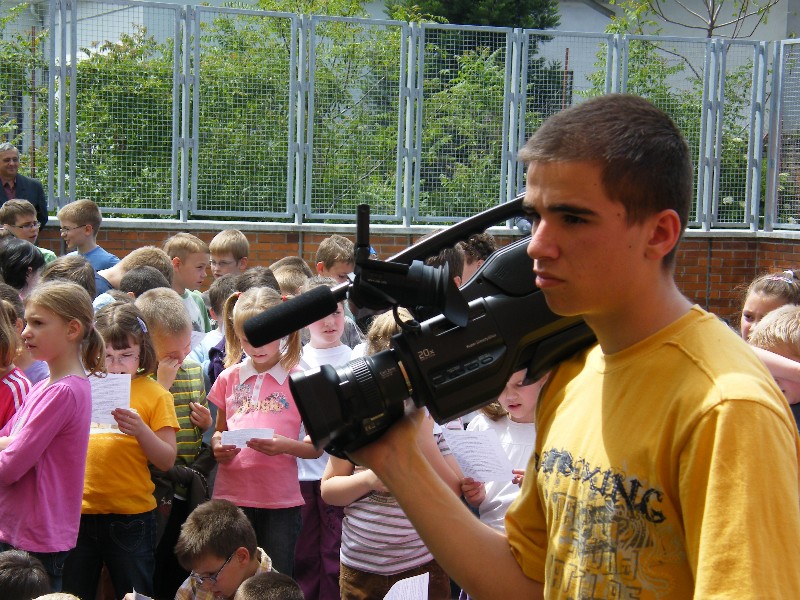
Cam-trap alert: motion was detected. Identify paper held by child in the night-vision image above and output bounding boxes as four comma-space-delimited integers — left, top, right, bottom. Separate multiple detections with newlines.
442, 428, 515, 482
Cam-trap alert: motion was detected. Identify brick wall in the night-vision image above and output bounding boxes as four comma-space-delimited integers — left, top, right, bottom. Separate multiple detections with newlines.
38, 225, 800, 328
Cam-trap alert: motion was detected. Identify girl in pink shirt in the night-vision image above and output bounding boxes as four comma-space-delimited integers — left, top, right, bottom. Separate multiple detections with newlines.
209, 287, 321, 576
0, 281, 105, 592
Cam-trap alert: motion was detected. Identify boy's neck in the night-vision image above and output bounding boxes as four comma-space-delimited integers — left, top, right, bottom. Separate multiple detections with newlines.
173, 282, 187, 295
77, 238, 98, 254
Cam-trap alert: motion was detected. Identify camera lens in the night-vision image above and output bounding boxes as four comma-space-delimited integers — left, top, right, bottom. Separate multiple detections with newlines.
290, 350, 413, 456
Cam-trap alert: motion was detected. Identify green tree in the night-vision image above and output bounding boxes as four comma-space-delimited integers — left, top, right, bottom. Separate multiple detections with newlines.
387, 0, 559, 29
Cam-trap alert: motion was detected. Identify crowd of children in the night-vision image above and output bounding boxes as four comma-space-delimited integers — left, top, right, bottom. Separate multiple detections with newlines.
0, 191, 799, 600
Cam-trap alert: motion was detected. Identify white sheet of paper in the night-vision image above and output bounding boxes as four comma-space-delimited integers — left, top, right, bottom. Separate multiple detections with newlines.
133, 590, 154, 600
384, 572, 429, 600
190, 330, 206, 351
443, 428, 515, 482
222, 428, 275, 448
89, 373, 131, 426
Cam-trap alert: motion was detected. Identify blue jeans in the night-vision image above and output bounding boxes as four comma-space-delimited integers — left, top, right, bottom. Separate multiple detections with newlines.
0, 541, 69, 592
240, 505, 301, 576
62, 511, 156, 600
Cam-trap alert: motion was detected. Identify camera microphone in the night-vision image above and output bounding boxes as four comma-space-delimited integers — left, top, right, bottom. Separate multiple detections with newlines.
243, 282, 349, 347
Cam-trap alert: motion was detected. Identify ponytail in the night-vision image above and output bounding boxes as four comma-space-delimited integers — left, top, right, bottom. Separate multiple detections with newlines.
82, 324, 107, 377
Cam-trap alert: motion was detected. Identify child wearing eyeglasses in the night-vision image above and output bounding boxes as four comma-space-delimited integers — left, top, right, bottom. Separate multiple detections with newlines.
56, 199, 120, 271
0, 199, 55, 263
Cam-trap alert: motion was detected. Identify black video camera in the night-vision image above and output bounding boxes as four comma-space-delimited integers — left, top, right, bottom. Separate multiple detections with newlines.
244, 197, 595, 458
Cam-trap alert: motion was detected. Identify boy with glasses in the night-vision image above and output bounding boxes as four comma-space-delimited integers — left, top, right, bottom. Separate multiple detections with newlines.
0, 199, 55, 263
56, 199, 120, 271
174, 499, 272, 600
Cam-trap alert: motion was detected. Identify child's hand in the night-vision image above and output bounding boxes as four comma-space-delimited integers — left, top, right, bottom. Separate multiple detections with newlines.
246, 434, 291, 456
461, 477, 486, 507
365, 469, 390, 494
189, 402, 212, 431
156, 357, 181, 390
112, 408, 146, 438
212, 440, 241, 463
512, 468, 525, 486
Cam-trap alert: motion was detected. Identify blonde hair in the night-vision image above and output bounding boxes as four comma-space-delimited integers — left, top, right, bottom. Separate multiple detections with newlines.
119, 246, 174, 285
163, 232, 210, 262
748, 304, 800, 357
315, 234, 354, 269
223, 287, 301, 370
24, 281, 106, 376
209, 229, 249, 261
365, 308, 412, 356
275, 268, 309, 296
135, 287, 192, 337
0, 302, 18, 367
94, 302, 158, 377
56, 199, 102, 233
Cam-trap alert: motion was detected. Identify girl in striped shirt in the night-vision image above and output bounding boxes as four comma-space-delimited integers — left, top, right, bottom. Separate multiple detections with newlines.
320, 309, 463, 600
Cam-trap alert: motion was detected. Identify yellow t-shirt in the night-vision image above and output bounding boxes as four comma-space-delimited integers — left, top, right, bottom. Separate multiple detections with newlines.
82, 376, 179, 514
506, 306, 800, 598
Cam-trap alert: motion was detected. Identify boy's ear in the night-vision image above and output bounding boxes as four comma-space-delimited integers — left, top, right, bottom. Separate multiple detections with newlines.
315, 261, 325, 275
644, 208, 683, 261
233, 546, 251, 567
238, 257, 248, 271
171, 256, 183, 270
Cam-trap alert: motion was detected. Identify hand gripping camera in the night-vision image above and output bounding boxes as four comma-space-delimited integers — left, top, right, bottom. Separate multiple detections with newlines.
243, 198, 595, 458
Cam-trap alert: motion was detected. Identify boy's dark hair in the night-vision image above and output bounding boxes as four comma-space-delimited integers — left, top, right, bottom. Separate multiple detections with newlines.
41, 254, 97, 299
118, 246, 174, 285
424, 244, 465, 280
175, 499, 258, 571
119, 265, 171, 297
0, 199, 36, 226
0, 238, 45, 290
459, 232, 497, 263
208, 273, 238, 317
234, 571, 304, 600
0, 549, 51, 600
519, 94, 692, 266
235, 266, 280, 293
270, 255, 314, 278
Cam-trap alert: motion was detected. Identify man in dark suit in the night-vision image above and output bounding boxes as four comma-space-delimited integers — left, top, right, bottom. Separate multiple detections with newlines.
0, 142, 48, 227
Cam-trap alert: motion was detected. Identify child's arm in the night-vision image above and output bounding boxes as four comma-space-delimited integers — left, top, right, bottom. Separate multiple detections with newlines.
246, 435, 323, 459
320, 454, 389, 506
112, 408, 177, 471
210, 406, 241, 463
751, 346, 800, 384
417, 413, 464, 497
0, 437, 11, 451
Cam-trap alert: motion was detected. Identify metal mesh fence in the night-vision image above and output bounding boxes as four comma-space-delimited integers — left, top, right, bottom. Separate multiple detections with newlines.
70, 0, 181, 215
0, 4, 49, 196
775, 42, 800, 228
31, 3, 800, 230
192, 8, 297, 218
415, 24, 512, 223
304, 16, 406, 223
714, 41, 763, 228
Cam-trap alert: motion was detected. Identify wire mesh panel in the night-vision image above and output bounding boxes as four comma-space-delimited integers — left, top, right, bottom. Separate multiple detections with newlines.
304, 16, 407, 223
191, 7, 298, 219
517, 30, 613, 193
712, 40, 764, 228
69, 0, 181, 215
414, 24, 513, 224
0, 4, 49, 198
773, 41, 800, 229
621, 35, 709, 226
